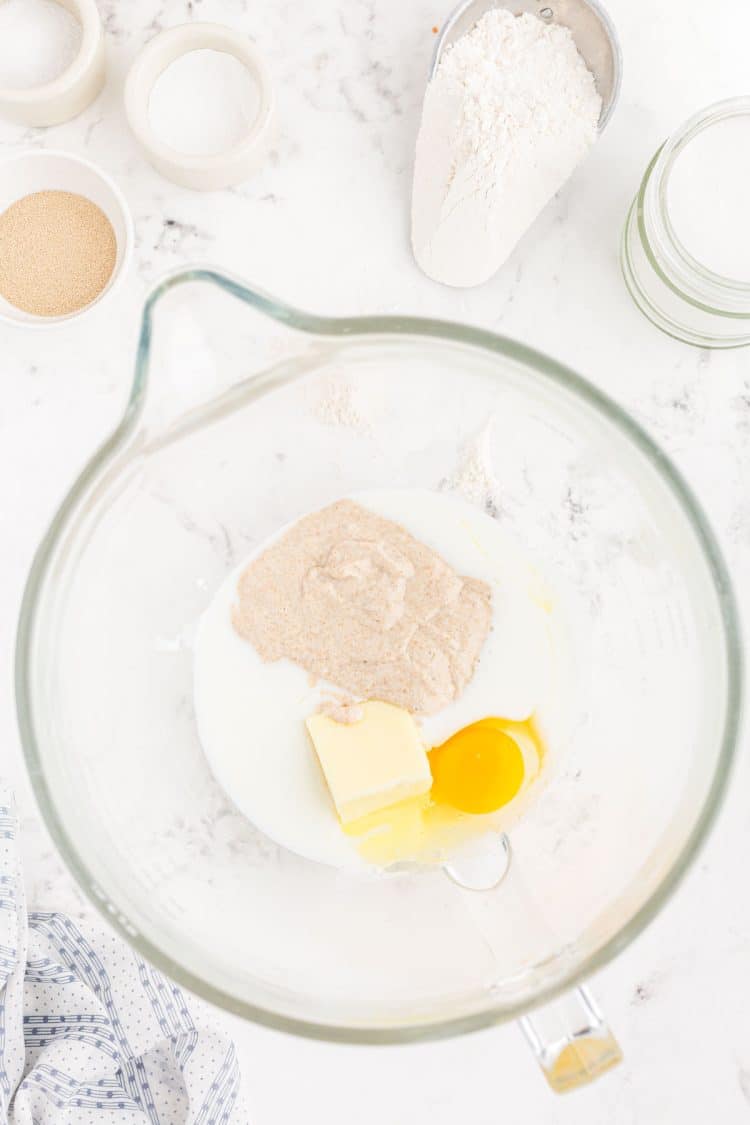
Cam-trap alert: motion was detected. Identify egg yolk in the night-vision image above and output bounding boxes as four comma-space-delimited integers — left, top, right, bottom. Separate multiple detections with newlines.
428, 718, 525, 814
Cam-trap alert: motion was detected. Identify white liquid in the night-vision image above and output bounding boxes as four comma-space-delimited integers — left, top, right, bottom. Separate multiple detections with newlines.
0, 0, 81, 89
193, 489, 557, 871
149, 49, 261, 157
666, 114, 750, 281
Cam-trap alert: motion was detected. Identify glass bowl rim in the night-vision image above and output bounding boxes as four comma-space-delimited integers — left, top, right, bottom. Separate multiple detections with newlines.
15, 266, 744, 1044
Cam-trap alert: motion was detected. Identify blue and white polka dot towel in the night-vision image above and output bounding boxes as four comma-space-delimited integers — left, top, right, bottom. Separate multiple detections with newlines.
0, 794, 247, 1123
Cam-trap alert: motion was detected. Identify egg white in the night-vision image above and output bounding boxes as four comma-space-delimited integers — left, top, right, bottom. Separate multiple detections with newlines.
193, 488, 554, 871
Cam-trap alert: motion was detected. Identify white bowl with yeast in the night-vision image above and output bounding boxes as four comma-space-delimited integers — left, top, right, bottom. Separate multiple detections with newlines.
0, 150, 133, 328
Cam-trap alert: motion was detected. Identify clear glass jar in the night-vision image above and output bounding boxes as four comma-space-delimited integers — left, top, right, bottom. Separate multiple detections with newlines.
621, 97, 750, 348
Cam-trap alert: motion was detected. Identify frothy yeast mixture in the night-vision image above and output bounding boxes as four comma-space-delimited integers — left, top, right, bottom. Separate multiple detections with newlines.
232, 499, 492, 715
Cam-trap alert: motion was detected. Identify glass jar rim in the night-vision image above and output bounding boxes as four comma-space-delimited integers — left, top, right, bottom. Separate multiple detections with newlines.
637, 97, 750, 316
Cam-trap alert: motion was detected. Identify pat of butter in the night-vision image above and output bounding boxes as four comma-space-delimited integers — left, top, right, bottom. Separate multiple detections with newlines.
306, 701, 432, 825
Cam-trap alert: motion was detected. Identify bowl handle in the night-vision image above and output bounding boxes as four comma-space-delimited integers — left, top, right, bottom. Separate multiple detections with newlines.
519, 985, 622, 1093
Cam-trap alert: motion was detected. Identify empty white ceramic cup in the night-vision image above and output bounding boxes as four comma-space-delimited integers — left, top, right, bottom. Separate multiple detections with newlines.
0, 150, 134, 328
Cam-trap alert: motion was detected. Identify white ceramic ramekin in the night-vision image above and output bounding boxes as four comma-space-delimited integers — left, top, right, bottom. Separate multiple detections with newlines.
124, 22, 277, 192
0, 149, 133, 328
0, 0, 105, 127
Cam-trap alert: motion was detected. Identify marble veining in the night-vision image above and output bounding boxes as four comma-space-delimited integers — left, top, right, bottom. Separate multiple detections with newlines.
2, 0, 750, 1122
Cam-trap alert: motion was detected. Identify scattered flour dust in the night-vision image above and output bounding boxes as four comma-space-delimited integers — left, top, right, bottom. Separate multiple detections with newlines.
412, 9, 601, 287
313, 375, 368, 430
442, 418, 502, 516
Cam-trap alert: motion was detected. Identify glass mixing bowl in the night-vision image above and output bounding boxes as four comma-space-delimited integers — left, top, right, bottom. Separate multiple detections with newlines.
16, 269, 742, 1088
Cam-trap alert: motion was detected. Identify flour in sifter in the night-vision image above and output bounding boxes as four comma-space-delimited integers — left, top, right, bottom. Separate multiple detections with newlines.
412, 9, 601, 287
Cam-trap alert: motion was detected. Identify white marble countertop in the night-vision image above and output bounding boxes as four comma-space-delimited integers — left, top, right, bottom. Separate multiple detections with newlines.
2, 0, 750, 1120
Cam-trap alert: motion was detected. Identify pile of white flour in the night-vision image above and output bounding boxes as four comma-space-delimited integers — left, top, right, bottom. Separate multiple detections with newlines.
411, 10, 601, 288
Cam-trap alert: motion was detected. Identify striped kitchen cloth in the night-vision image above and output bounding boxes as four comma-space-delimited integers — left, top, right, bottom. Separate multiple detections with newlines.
0, 794, 247, 1124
